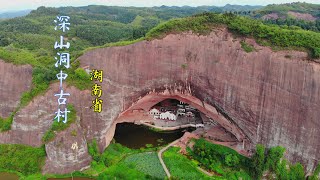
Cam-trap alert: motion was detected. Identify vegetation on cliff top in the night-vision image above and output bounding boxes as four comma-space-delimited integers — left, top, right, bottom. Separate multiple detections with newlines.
146, 12, 320, 58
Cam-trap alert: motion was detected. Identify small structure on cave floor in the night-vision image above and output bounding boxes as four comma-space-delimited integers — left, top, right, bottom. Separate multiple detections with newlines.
149, 108, 160, 116
186, 111, 195, 118
177, 108, 186, 116
159, 111, 177, 121
149, 108, 161, 119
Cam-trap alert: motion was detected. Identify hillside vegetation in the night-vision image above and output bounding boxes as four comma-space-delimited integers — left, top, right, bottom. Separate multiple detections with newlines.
258, 2, 320, 17
253, 2, 320, 32
0, 7, 319, 131
146, 12, 320, 58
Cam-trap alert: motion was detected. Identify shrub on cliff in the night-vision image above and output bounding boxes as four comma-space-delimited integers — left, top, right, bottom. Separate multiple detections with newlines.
250, 144, 266, 179
42, 104, 76, 143
265, 146, 286, 172
67, 68, 93, 90
276, 160, 305, 180
289, 163, 305, 180
88, 139, 101, 162
225, 153, 240, 167
309, 164, 320, 180
0, 114, 14, 132
276, 159, 290, 180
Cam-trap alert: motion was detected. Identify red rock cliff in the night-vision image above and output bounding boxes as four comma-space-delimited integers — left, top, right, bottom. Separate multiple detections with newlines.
79, 28, 320, 172
0, 27, 319, 173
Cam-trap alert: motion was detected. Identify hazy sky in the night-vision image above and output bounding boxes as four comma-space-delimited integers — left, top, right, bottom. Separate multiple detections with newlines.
0, 0, 319, 12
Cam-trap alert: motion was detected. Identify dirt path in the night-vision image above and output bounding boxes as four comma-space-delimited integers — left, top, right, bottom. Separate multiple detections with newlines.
157, 135, 214, 178
158, 139, 180, 178
197, 167, 213, 176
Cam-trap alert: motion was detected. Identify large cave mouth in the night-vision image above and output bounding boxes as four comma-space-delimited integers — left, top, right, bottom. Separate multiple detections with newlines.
107, 91, 250, 155
111, 93, 246, 149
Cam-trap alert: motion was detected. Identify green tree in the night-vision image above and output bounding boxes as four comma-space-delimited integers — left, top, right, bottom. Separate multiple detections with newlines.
265, 146, 286, 171
309, 164, 320, 180
225, 153, 240, 167
276, 159, 289, 180
251, 144, 266, 179
289, 163, 305, 180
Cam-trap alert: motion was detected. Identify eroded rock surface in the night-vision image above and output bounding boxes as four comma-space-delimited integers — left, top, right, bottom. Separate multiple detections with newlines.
0, 83, 104, 173
0, 60, 32, 118
43, 123, 92, 174
79, 28, 320, 171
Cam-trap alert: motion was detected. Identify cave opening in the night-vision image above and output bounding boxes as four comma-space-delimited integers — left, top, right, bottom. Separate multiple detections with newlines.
106, 92, 250, 156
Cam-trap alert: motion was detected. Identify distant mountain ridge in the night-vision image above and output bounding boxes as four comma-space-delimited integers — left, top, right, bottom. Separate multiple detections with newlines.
0, 4, 263, 20
221, 4, 263, 11
0, 10, 32, 19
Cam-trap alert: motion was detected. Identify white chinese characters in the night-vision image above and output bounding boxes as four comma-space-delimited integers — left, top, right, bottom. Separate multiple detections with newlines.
53, 16, 71, 124
54, 16, 70, 32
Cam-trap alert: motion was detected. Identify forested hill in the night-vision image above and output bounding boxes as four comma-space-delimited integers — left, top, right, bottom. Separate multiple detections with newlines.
257, 2, 320, 18
250, 2, 320, 32
0, 4, 264, 50
0, 5, 224, 48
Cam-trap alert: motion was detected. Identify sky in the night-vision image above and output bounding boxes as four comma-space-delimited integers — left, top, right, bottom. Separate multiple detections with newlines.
0, 0, 319, 12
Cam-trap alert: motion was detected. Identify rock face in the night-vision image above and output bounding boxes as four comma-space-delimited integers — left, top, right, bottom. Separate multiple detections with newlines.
0, 60, 32, 118
0, 27, 319, 173
43, 123, 92, 174
288, 11, 317, 21
79, 28, 320, 172
0, 83, 99, 173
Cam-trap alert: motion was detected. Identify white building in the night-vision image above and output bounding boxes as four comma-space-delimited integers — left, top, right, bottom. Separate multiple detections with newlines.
149, 108, 160, 116
177, 108, 186, 116
186, 111, 195, 118
160, 112, 177, 121
177, 104, 184, 108
196, 124, 204, 128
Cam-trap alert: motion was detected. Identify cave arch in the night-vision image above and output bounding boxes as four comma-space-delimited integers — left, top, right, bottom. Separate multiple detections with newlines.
104, 90, 251, 152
